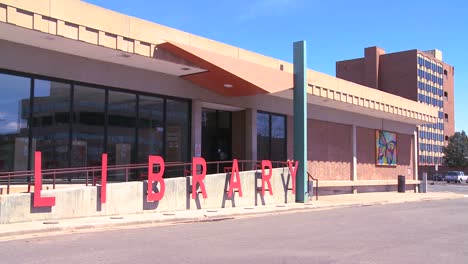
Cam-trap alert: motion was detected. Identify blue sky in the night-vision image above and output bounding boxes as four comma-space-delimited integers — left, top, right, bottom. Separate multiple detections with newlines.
86, 0, 467, 131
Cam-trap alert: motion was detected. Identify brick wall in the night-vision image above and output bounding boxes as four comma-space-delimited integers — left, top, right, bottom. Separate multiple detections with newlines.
357, 127, 413, 180
307, 119, 352, 180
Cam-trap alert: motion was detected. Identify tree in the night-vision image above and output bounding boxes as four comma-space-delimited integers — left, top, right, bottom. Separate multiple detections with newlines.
443, 131, 468, 167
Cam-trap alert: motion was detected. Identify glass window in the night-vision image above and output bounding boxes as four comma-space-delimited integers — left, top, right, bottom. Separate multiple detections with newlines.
138, 95, 164, 163
271, 114, 286, 161
32, 79, 71, 169
165, 99, 190, 162
425, 60, 430, 68
72, 85, 105, 167
0, 73, 31, 172
107, 91, 136, 166
256, 112, 270, 161
257, 112, 286, 161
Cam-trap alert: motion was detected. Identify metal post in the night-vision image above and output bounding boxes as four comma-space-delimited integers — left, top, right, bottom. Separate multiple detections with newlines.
7, 174, 10, 194
293, 40, 308, 203
420, 172, 427, 193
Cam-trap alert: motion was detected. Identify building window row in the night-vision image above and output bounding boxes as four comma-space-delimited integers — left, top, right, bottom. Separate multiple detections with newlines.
419, 155, 442, 165
0, 71, 191, 174
419, 130, 445, 142
421, 121, 444, 131
418, 81, 443, 97
418, 93, 443, 108
419, 143, 444, 153
417, 57, 443, 75
418, 70, 443, 86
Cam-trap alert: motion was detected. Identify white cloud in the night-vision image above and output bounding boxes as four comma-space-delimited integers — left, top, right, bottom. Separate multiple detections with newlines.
5, 121, 19, 130
0, 121, 20, 133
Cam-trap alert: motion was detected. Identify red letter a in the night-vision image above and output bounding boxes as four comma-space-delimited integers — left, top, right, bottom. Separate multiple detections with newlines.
261, 160, 273, 196
33, 151, 56, 207
228, 159, 243, 198
192, 157, 208, 199
288, 161, 299, 194
147, 156, 165, 202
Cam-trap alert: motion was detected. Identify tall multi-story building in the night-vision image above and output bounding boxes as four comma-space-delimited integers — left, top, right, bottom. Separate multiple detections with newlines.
336, 47, 455, 167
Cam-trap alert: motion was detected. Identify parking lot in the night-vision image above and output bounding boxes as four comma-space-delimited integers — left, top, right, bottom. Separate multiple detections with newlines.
428, 180, 468, 194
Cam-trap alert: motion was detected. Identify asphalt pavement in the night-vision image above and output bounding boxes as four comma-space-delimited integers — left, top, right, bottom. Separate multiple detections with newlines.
428, 180, 468, 194
1, 197, 467, 264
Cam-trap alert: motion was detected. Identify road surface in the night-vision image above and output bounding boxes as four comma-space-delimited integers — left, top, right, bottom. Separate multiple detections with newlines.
1, 198, 467, 264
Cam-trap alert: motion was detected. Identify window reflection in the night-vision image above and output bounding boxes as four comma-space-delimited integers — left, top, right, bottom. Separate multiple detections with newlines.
138, 96, 164, 163
256, 112, 270, 160
72, 85, 105, 167
0, 72, 192, 175
0, 73, 30, 172
32, 79, 71, 169
165, 99, 189, 162
257, 112, 286, 161
107, 91, 136, 166
271, 115, 286, 161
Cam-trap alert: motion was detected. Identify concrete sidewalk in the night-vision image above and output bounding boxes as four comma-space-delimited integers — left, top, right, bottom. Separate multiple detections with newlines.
0, 191, 463, 240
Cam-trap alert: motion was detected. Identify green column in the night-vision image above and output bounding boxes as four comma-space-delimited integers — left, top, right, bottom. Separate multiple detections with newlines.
293, 41, 308, 203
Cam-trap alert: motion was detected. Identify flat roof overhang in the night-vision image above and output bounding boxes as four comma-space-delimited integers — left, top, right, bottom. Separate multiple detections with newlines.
158, 42, 438, 125
0, 20, 438, 125
156, 42, 293, 97
272, 88, 437, 125
0, 22, 206, 77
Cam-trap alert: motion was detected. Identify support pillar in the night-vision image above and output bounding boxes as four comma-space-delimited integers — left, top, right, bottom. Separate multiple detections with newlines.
191, 100, 202, 157
245, 108, 257, 166
413, 129, 419, 192
293, 41, 308, 202
352, 125, 357, 194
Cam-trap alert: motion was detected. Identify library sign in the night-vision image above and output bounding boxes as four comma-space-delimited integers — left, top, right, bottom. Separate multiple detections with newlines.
32, 152, 299, 207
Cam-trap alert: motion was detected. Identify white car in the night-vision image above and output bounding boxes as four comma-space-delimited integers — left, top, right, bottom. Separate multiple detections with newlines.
445, 171, 467, 183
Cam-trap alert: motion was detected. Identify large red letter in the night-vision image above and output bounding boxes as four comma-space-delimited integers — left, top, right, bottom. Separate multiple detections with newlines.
288, 161, 299, 194
192, 157, 208, 199
147, 156, 165, 202
101, 153, 107, 204
228, 159, 243, 198
33, 151, 55, 207
261, 160, 273, 196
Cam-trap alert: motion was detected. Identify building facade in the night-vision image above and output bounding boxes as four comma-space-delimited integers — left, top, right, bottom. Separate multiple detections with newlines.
0, 0, 438, 193
336, 47, 455, 167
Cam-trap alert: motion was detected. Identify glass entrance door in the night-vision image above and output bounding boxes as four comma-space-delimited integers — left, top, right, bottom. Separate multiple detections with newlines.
201, 108, 232, 173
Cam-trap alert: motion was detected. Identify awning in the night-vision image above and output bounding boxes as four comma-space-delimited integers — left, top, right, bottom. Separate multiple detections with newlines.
156, 42, 293, 97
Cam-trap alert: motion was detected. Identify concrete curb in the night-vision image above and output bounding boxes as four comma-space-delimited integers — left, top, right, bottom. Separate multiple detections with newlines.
0, 194, 464, 240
